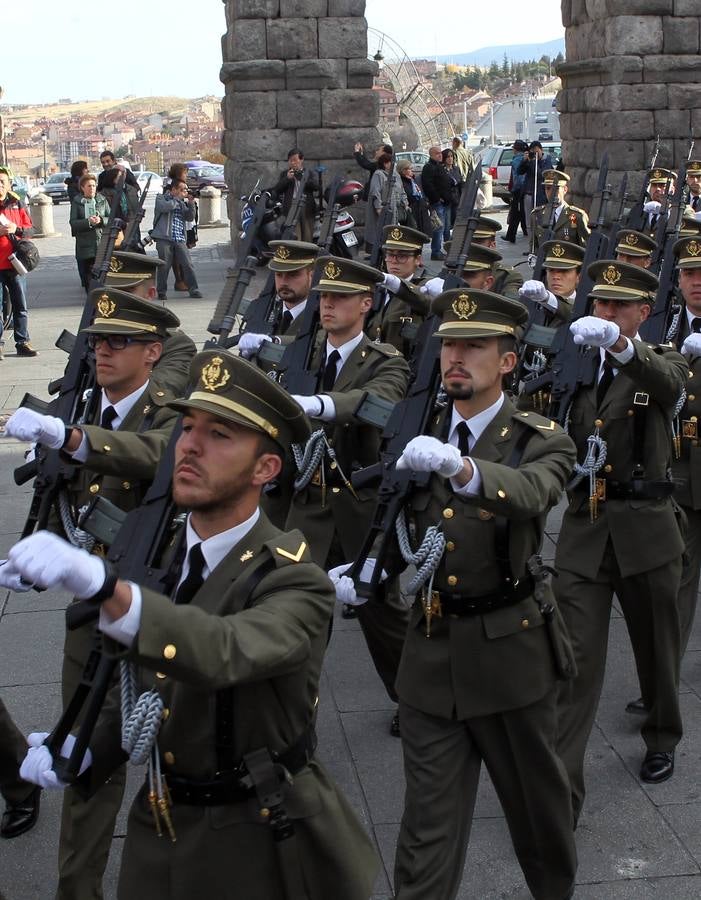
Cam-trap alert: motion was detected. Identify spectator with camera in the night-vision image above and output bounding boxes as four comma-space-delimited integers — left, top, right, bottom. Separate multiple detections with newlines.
0, 166, 37, 358
518, 141, 555, 223
271, 148, 319, 243
151, 179, 202, 300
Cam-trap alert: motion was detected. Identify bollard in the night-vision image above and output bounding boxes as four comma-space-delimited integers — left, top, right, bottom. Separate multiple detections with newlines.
479, 172, 494, 210
29, 193, 60, 237
198, 186, 226, 228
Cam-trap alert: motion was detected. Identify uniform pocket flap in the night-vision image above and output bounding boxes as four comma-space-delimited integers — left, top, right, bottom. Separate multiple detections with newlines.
482, 596, 544, 640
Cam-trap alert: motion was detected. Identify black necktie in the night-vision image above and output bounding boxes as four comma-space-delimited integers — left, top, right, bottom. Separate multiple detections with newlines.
693, 196, 700, 212
174, 543, 206, 605
456, 421, 471, 456
692, 317, 701, 334
597, 362, 615, 408
321, 349, 340, 392
100, 406, 118, 429
280, 309, 293, 335
650, 213, 659, 230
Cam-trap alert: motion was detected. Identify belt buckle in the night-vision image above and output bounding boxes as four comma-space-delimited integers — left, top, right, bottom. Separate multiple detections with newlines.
683, 419, 698, 439
311, 467, 321, 487
594, 478, 607, 503
633, 392, 650, 406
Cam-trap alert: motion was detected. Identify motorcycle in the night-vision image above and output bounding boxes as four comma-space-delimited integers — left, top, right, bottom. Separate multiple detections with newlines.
239, 179, 284, 265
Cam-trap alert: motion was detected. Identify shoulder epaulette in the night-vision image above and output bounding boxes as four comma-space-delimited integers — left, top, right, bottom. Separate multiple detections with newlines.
264, 529, 312, 567
512, 409, 562, 436
364, 341, 404, 358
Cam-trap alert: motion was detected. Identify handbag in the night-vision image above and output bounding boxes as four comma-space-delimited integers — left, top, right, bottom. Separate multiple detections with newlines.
10, 235, 40, 272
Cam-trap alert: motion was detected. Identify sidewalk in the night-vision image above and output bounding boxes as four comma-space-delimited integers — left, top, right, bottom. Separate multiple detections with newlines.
1, 202, 700, 899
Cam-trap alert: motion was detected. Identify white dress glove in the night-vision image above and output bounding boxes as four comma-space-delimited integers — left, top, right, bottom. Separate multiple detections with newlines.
382, 272, 402, 294
7, 531, 106, 599
4, 408, 66, 449
20, 732, 92, 789
396, 435, 465, 478
569, 316, 621, 349
644, 200, 662, 214
328, 559, 385, 607
237, 332, 271, 359
0, 560, 33, 592
519, 279, 556, 306
681, 333, 701, 359
290, 394, 323, 417
420, 277, 445, 298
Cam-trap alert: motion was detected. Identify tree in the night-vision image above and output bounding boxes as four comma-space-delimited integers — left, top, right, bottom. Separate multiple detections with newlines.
501, 53, 510, 77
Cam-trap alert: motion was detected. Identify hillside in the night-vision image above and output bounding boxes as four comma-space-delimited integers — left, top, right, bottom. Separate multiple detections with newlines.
5, 95, 216, 122
435, 37, 565, 67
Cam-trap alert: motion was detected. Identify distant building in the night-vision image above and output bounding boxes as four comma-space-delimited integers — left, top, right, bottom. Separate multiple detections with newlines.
373, 86, 400, 126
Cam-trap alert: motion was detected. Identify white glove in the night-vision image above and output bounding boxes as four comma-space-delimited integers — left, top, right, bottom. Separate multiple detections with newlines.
396, 435, 465, 478
382, 272, 402, 293
644, 200, 661, 214
290, 394, 323, 417
4, 408, 66, 449
328, 559, 385, 607
519, 279, 555, 306
476, 188, 487, 210
20, 732, 92, 789
681, 333, 701, 359
7, 531, 107, 599
569, 316, 621, 349
0, 559, 33, 592
420, 276, 445, 298
237, 332, 272, 359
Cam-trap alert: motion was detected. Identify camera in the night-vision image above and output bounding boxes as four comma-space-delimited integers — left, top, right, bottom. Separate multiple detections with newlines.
293, 170, 303, 180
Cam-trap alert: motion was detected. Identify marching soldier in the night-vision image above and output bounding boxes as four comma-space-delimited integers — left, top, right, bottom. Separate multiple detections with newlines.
530, 170, 589, 253
365, 224, 429, 354
421, 244, 504, 301
104, 250, 196, 395
554, 261, 687, 824
237, 239, 319, 362
331, 290, 578, 900
614, 229, 655, 268
3, 289, 181, 899
3, 351, 380, 900
635, 167, 676, 236
686, 160, 701, 214
519, 239, 585, 324
284, 256, 411, 730
472, 214, 524, 300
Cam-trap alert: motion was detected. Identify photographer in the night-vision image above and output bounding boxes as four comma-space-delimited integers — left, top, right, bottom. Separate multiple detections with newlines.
151, 179, 202, 300
271, 148, 319, 242
518, 141, 555, 223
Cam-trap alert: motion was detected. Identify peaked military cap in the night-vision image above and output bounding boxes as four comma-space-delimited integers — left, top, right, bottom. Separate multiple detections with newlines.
680, 211, 701, 237
587, 260, 659, 303
268, 240, 319, 272
614, 229, 656, 258
104, 250, 164, 288
648, 167, 676, 184
431, 289, 527, 339
473, 215, 503, 239
83, 287, 179, 337
674, 237, 701, 269
542, 240, 585, 270
381, 224, 426, 252
169, 350, 311, 450
687, 161, 701, 175
312, 255, 383, 294
462, 243, 502, 271
542, 169, 570, 186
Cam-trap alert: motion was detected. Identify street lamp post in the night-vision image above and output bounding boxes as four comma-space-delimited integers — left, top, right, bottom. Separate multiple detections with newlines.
41, 131, 47, 183
490, 102, 495, 145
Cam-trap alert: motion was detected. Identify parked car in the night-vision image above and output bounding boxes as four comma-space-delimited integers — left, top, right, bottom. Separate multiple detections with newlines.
136, 171, 164, 194
186, 164, 228, 196
394, 150, 430, 169
43, 171, 71, 204
476, 142, 562, 204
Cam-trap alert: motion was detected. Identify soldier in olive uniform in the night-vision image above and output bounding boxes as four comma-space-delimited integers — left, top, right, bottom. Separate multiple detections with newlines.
614, 229, 655, 268
365, 224, 429, 354
472, 214, 524, 300
555, 261, 687, 822
6, 351, 380, 900
421, 243, 505, 302
0, 697, 39, 838
237, 240, 319, 362
332, 290, 578, 900
285, 256, 411, 724
4, 289, 181, 899
686, 159, 701, 214
680, 209, 701, 238
530, 170, 590, 253
519, 239, 585, 324
104, 250, 196, 395
635, 167, 677, 236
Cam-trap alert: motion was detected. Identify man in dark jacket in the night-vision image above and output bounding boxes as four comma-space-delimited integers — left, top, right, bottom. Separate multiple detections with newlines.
271, 148, 319, 243
421, 147, 454, 261
518, 141, 555, 224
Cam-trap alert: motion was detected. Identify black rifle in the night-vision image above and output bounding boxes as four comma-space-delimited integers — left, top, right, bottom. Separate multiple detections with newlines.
523, 156, 613, 424
625, 135, 661, 232
602, 172, 629, 255
12, 172, 128, 536
369, 163, 398, 270
344, 164, 484, 599
119, 175, 151, 252
530, 184, 563, 283
641, 160, 688, 344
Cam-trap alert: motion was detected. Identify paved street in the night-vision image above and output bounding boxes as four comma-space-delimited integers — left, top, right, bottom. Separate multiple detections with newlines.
474, 91, 561, 148
1, 200, 701, 899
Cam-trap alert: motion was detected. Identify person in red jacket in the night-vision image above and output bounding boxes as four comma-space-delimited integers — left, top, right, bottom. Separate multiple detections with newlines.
0, 167, 37, 357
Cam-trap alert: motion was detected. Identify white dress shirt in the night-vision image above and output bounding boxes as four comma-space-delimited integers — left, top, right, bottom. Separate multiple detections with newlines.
99, 508, 261, 646
448, 393, 505, 496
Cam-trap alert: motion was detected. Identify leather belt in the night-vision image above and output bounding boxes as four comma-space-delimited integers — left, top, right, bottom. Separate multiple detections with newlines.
155, 728, 317, 807
433, 576, 535, 617
574, 479, 675, 501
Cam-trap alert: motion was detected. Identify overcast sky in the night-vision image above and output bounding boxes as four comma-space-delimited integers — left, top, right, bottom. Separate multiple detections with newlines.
3, 0, 564, 105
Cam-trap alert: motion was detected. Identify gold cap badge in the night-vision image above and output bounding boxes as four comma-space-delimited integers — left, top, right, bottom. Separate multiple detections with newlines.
624, 233, 639, 245
96, 294, 116, 318
451, 293, 476, 320
108, 256, 123, 273
274, 246, 290, 260
324, 260, 342, 280
201, 356, 231, 392
552, 244, 565, 257
602, 265, 621, 286
688, 241, 701, 257
390, 227, 403, 241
